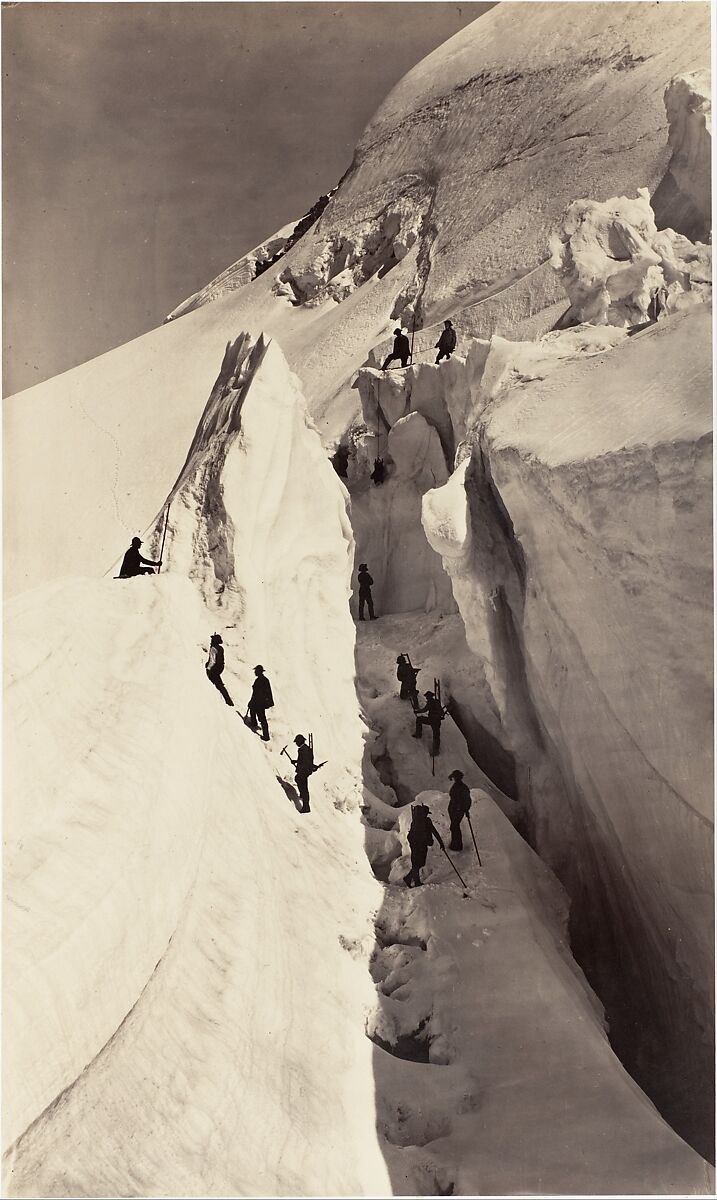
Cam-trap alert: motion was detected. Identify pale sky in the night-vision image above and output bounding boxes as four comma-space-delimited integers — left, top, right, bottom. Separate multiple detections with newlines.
3, 1, 492, 395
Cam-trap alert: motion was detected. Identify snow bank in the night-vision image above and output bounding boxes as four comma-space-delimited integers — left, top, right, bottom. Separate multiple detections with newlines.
4, 577, 211, 1149
4, 338, 392, 1196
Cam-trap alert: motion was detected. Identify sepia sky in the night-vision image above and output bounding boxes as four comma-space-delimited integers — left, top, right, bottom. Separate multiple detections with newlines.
3, 1, 492, 395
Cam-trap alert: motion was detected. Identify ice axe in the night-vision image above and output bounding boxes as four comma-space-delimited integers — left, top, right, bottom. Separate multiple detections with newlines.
438, 843, 469, 897
467, 813, 482, 867
156, 504, 170, 574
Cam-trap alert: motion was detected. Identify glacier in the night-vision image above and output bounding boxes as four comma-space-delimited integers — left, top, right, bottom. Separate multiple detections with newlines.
4, 2, 713, 1195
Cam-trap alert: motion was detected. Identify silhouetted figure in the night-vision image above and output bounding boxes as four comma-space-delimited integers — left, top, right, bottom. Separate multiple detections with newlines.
435, 319, 457, 364
206, 634, 233, 706
404, 803, 445, 888
413, 690, 445, 756
448, 769, 472, 851
331, 444, 349, 478
248, 664, 273, 741
357, 563, 376, 620
396, 655, 420, 707
648, 283, 669, 323
381, 328, 411, 370
119, 537, 161, 578
290, 734, 314, 812
371, 457, 386, 485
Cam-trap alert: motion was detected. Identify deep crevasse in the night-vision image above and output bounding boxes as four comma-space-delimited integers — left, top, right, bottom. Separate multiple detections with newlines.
4, 333, 712, 1196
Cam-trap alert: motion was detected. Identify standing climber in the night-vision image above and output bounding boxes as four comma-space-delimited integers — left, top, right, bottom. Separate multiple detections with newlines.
404, 803, 445, 888
435, 319, 457, 364
247, 664, 273, 741
413, 690, 446, 756
289, 734, 314, 813
447, 769, 472, 851
357, 563, 376, 621
381, 328, 411, 371
205, 633, 233, 706
370, 458, 387, 485
118, 537, 162, 578
396, 655, 420, 707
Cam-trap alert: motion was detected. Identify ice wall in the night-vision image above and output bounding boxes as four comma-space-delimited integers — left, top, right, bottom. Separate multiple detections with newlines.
653, 71, 712, 241
550, 187, 711, 327
342, 366, 458, 615
422, 302, 713, 1156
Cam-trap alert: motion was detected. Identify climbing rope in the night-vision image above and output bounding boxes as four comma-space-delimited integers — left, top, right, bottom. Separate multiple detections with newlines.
372, 377, 387, 485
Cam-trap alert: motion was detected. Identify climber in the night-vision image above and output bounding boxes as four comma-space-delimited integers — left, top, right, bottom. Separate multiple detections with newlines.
435, 319, 457, 364
381, 328, 411, 371
206, 634, 233, 707
396, 654, 420, 707
647, 282, 669, 323
357, 563, 376, 620
412, 689, 446, 756
447, 769, 472, 851
371, 457, 387, 485
289, 734, 314, 813
404, 803, 445, 888
247, 664, 274, 741
118, 537, 162, 578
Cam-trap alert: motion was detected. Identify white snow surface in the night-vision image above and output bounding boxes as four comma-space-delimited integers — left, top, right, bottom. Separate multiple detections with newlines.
4, 3, 714, 1193
5, 343, 391, 1196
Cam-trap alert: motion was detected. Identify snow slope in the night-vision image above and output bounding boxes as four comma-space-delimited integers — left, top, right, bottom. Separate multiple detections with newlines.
5, 3, 710, 597
4, 341, 392, 1196
4, 2, 714, 1191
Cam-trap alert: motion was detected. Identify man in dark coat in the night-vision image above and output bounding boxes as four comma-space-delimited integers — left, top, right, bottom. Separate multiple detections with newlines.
404, 803, 445, 887
447, 769, 472, 850
412, 690, 445, 756
381, 328, 411, 370
289, 734, 314, 813
248, 664, 274, 741
435, 319, 457, 364
357, 563, 376, 620
119, 537, 161, 578
396, 655, 420, 707
205, 634, 233, 706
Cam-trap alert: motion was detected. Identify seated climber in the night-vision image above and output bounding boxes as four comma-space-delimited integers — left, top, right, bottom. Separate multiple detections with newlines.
119, 537, 161, 578
435, 319, 457, 363
381, 328, 411, 370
